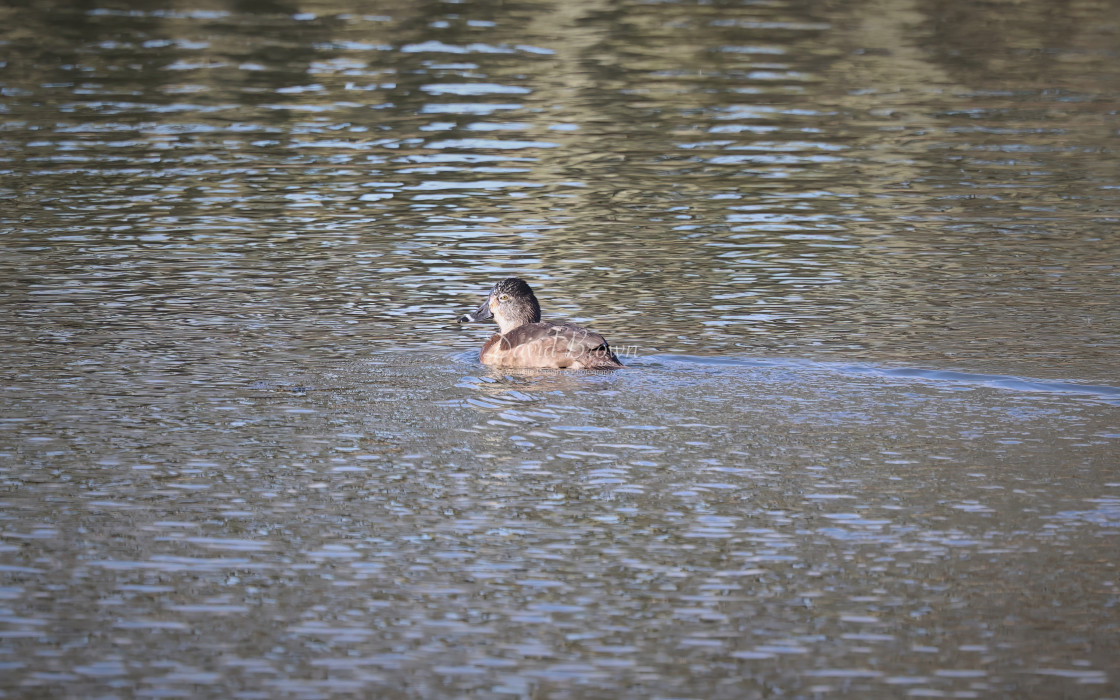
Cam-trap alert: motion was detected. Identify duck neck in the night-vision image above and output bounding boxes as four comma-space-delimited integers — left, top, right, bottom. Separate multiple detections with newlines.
495, 304, 539, 335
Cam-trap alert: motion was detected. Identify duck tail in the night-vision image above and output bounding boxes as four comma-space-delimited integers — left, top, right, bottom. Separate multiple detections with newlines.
584, 346, 625, 369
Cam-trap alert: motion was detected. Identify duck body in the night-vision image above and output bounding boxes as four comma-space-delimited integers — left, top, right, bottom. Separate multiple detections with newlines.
458, 278, 624, 370
480, 322, 622, 369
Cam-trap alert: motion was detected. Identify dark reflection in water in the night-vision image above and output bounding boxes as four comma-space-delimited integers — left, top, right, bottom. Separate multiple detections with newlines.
3, 0, 1118, 378
2, 0, 1119, 696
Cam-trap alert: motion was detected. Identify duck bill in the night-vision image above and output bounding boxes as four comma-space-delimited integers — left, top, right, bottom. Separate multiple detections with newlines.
458, 297, 493, 323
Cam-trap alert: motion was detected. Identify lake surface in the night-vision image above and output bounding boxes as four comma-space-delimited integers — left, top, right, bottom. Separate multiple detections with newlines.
2, 0, 1119, 697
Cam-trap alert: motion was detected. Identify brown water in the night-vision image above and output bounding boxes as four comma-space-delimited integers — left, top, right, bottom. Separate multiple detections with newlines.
2, 0, 1119, 697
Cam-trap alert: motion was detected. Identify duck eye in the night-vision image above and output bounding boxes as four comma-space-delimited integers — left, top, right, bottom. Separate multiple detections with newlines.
499, 294, 510, 301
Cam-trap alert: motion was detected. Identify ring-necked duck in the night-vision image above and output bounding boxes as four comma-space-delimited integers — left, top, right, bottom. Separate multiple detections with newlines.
458, 278, 624, 369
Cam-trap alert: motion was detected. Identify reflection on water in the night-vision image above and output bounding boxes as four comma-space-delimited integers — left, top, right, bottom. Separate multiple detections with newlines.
2, 0, 1119, 696
2, 352, 1118, 696
3, 0, 1118, 378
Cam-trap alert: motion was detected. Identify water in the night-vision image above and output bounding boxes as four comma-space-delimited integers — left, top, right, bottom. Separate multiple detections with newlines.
2, 0, 1119, 697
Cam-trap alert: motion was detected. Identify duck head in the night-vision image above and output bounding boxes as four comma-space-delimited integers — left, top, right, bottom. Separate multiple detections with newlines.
458, 277, 542, 334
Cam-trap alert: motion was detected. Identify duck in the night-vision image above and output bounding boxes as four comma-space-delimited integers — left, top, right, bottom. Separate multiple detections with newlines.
458, 278, 624, 369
